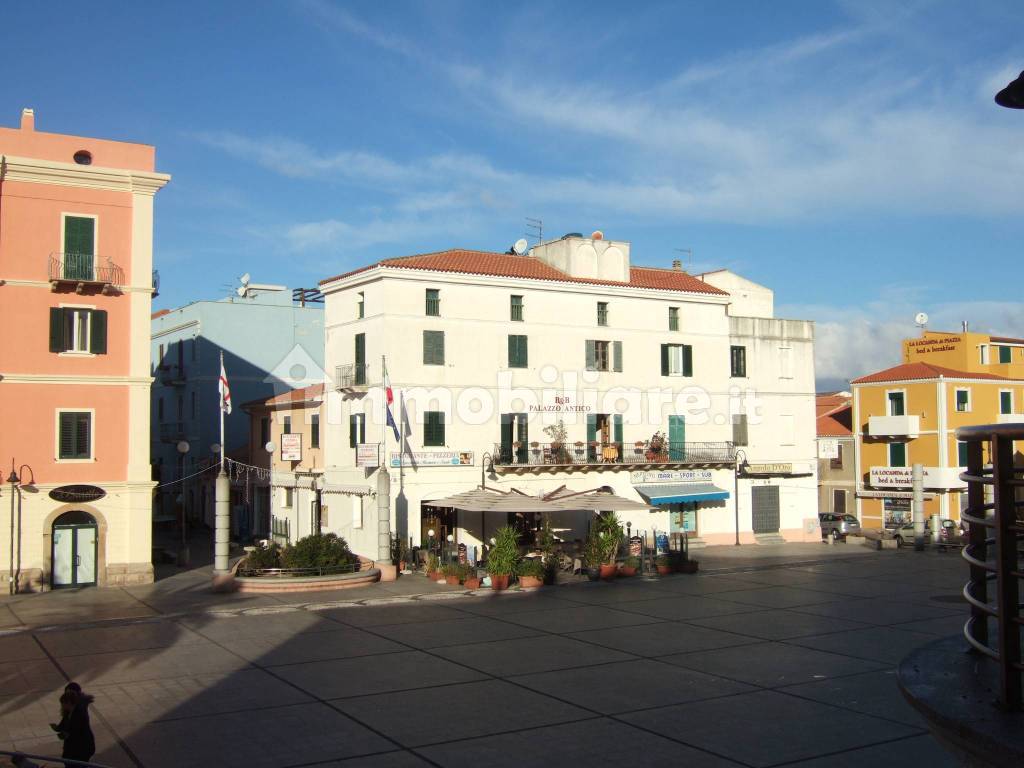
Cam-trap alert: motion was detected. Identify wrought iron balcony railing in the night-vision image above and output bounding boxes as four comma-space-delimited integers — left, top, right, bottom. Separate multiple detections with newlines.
159, 422, 186, 442
48, 252, 125, 289
159, 365, 186, 386
492, 440, 736, 468
335, 363, 370, 390
958, 422, 1024, 711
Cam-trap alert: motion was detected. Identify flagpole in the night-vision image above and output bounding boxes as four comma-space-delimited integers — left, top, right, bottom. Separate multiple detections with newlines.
381, 355, 387, 454
219, 351, 225, 472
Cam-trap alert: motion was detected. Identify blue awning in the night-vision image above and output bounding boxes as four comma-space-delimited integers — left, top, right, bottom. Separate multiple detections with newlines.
634, 483, 731, 505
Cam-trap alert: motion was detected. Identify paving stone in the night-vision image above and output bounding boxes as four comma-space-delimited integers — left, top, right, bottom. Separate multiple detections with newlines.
0, 633, 47, 661
778, 669, 927, 727
784, 625, 939, 665
122, 701, 393, 768
568, 621, 759, 657
0, 659, 66, 695
270, 650, 487, 699
618, 689, 919, 767
331, 679, 591, 747
684, 608, 871, 640
36, 620, 207, 657
432, 634, 633, 676
613, 594, 763, 621
789, 597, 962, 626
556, 582, 678, 605
323, 602, 471, 627
781, 734, 958, 767
178, 608, 344, 640
448, 592, 588, 616
499, 604, 664, 633
417, 717, 744, 767
511, 658, 755, 714
891, 612, 969, 636
312, 751, 435, 767
661, 641, 888, 687
59, 641, 250, 686
370, 615, 544, 649
229, 625, 407, 665
654, 575, 772, 595
798, 577, 936, 599
714, 585, 845, 609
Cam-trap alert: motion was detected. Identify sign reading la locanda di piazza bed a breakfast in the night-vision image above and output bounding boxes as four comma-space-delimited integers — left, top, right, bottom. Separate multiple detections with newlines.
906, 335, 961, 356
869, 466, 965, 488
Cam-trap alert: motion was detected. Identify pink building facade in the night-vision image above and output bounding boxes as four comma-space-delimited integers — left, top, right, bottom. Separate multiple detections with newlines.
0, 109, 169, 590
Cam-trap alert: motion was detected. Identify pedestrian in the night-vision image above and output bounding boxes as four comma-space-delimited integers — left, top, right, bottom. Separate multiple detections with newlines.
52, 688, 95, 764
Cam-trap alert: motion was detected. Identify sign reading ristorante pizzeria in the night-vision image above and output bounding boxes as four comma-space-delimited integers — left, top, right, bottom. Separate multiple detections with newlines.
390, 451, 474, 467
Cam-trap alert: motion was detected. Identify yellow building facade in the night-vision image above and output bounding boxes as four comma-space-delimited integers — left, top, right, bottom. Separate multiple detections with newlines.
853, 331, 1024, 529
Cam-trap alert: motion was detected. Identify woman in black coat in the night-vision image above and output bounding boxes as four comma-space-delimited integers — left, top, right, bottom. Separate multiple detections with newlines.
56, 689, 96, 763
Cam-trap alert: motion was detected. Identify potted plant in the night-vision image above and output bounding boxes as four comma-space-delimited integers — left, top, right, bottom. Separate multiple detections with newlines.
647, 431, 666, 461
517, 558, 545, 589
426, 553, 441, 580
583, 532, 603, 581
486, 525, 519, 590
464, 567, 482, 590
543, 419, 569, 463
655, 555, 674, 576
678, 556, 699, 574
543, 555, 560, 585
442, 562, 463, 586
619, 555, 640, 577
595, 511, 622, 580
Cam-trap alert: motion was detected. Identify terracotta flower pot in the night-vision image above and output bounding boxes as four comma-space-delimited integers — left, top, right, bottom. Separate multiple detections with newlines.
445, 575, 461, 586
656, 565, 672, 576
519, 575, 543, 589
618, 566, 637, 577
431, 570, 446, 582
599, 564, 617, 580
677, 560, 699, 574
426, 570, 438, 580
490, 574, 510, 590
464, 577, 481, 590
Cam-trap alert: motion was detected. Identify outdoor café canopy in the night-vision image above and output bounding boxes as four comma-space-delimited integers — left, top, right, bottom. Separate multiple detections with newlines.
538, 487, 656, 513
423, 485, 655, 514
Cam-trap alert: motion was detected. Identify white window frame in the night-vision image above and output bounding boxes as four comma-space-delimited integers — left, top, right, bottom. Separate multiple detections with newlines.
666, 344, 685, 376
979, 344, 989, 365
832, 488, 847, 514
54, 407, 96, 463
57, 303, 95, 355
954, 387, 971, 413
885, 388, 907, 416
60, 212, 99, 256
282, 487, 294, 508
999, 389, 1014, 415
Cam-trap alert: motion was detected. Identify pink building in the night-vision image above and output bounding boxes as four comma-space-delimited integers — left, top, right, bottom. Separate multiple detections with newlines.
0, 108, 169, 590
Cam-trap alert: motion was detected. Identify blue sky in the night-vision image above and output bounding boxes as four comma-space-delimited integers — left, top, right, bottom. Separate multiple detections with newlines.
3, 0, 1023, 387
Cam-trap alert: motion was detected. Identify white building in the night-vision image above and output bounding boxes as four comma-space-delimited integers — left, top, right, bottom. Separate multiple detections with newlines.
317, 234, 817, 559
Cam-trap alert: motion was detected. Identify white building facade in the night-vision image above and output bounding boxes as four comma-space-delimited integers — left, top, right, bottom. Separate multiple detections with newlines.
318, 236, 818, 559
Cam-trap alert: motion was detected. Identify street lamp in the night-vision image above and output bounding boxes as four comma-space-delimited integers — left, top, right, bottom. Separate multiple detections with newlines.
7, 462, 35, 595
176, 440, 190, 566
480, 452, 496, 488
995, 71, 1024, 109
734, 449, 748, 546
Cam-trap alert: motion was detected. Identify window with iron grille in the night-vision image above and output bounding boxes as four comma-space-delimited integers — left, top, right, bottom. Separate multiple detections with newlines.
423, 330, 445, 365
668, 307, 679, 331
597, 302, 609, 326
730, 346, 747, 377
58, 411, 91, 460
508, 335, 528, 368
731, 414, 748, 446
349, 413, 366, 447
311, 413, 320, 448
425, 288, 440, 316
424, 411, 445, 446
283, 415, 292, 434
510, 295, 524, 321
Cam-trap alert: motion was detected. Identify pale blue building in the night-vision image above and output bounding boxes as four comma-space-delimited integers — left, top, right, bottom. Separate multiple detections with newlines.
151, 282, 324, 533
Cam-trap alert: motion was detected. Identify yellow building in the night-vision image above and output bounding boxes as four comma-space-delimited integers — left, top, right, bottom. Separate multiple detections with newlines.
852, 330, 1024, 529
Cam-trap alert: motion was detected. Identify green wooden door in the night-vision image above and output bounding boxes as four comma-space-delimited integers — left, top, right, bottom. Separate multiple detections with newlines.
354, 333, 366, 384
669, 415, 685, 460
63, 216, 95, 280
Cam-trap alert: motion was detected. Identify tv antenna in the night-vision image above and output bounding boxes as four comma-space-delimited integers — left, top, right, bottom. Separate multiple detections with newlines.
914, 312, 929, 328
525, 217, 543, 245
674, 248, 693, 270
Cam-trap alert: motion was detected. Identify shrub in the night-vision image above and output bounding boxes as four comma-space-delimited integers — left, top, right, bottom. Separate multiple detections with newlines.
245, 542, 282, 570
280, 533, 358, 571
655, 554, 673, 567
516, 558, 546, 579
595, 512, 623, 564
486, 525, 520, 576
623, 555, 640, 570
583, 532, 604, 568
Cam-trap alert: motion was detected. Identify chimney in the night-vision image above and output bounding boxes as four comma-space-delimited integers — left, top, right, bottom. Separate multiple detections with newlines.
672, 259, 682, 271
962, 320, 969, 333
20, 108, 34, 132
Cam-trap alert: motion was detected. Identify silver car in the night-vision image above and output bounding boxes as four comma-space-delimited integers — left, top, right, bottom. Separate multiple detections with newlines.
819, 513, 862, 542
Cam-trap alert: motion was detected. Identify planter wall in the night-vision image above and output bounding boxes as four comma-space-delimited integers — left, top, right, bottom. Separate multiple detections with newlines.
234, 568, 381, 593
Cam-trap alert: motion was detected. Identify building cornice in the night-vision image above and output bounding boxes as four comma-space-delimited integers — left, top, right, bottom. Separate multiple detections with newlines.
151, 319, 201, 338
0, 278, 155, 293
0, 155, 171, 196
0, 373, 154, 385
852, 376, 1024, 387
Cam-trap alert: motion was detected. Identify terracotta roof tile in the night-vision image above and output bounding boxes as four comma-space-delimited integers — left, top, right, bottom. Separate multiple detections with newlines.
243, 383, 324, 410
851, 362, 1009, 385
817, 404, 852, 436
320, 249, 727, 295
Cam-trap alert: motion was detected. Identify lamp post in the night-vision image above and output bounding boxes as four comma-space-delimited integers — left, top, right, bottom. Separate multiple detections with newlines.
6, 462, 34, 595
734, 449, 748, 546
7, 463, 17, 595
995, 71, 1024, 109
176, 440, 190, 566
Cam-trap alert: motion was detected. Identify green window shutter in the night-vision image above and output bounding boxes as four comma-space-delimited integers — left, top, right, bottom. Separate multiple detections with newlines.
423, 331, 444, 365
683, 345, 693, 377
1000, 391, 1012, 414
585, 340, 597, 371
520, 336, 527, 367
516, 413, 528, 446
500, 414, 513, 456
59, 412, 75, 458
49, 307, 65, 352
424, 412, 445, 446
889, 442, 906, 467
613, 341, 623, 372
354, 333, 365, 366
613, 414, 623, 444
586, 413, 597, 444
311, 415, 320, 448
425, 288, 440, 316
359, 416, 366, 443
436, 332, 445, 364
508, 335, 528, 367
64, 216, 95, 256
76, 413, 91, 458
957, 441, 969, 467
999, 345, 1012, 363
669, 415, 685, 460
90, 310, 107, 354
660, 344, 669, 376
349, 415, 357, 448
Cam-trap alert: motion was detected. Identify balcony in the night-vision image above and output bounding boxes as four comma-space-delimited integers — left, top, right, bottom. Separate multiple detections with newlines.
492, 440, 735, 473
335, 363, 369, 392
48, 252, 124, 294
159, 422, 186, 443
997, 413, 1024, 424
159, 365, 186, 386
868, 415, 920, 437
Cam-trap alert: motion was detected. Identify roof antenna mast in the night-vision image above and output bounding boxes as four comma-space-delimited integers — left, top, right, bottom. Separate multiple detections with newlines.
674, 248, 693, 271
526, 217, 543, 246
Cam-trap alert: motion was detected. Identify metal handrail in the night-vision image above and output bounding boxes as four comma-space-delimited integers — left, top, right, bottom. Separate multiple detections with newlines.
236, 562, 368, 578
47, 253, 124, 286
492, 440, 736, 467
0, 748, 116, 767
957, 422, 1024, 710
334, 363, 369, 389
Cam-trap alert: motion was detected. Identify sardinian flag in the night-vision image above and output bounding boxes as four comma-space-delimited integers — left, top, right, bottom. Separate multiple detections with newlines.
219, 354, 232, 414
383, 361, 399, 441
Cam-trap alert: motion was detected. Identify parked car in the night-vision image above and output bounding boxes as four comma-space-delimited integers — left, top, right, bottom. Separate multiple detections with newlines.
819, 513, 862, 541
888, 518, 966, 549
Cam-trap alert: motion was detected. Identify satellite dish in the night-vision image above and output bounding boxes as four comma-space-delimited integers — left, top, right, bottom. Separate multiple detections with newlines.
236, 286, 247, 297
915, 312, 929, 327
239, 273, 251, 286
512, 238, 528, 255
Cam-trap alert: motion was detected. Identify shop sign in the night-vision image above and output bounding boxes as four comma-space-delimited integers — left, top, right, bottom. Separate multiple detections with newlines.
389, 451, 474, 468
628, 536, 642, 557
281, 434, 302, 462
745, 463, 793, 475
356, 443, 380, 468
630, 469, 713, 484
869, 466, 963, 489
817, 439, 839, 459
49, 485, 105, 503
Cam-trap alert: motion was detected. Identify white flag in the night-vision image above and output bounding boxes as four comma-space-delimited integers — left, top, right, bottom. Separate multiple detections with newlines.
219, 357, 232, 414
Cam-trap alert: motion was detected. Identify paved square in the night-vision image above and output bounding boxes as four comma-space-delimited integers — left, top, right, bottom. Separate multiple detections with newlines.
0, 544, 967, 767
